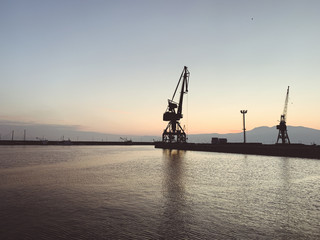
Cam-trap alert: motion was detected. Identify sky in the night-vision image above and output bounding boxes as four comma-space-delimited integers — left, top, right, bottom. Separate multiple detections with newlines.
1, 0, 320, 136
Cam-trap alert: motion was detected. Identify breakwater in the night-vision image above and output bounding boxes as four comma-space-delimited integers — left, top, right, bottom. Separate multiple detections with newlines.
0, 140, 154, 146
155, 142, 320, 159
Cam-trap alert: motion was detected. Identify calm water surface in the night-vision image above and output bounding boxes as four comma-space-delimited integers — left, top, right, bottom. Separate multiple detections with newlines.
1, 145, 320, 239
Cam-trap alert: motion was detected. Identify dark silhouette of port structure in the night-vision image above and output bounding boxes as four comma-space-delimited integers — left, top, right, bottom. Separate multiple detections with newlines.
156, 67, 320, 159
162, 66, 189, 143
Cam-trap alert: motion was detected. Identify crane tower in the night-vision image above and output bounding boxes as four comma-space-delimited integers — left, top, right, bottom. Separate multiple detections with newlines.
276, 86, 290, 144
162, 66, 189, 143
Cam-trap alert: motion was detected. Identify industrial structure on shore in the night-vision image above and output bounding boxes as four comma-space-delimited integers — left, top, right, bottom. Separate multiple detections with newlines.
160, 67, 295, 145
156, 66, 320, 159
276, 86, 291, 144
162, 66, 189, 143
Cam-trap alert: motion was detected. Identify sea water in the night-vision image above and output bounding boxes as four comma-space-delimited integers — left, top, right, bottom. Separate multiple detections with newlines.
1, 145, 320, 239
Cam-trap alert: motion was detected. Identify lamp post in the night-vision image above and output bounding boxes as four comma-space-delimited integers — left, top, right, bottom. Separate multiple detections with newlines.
240, 110, 247, 143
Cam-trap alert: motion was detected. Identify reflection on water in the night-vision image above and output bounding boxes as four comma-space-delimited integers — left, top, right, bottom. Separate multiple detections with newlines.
279, 157, 291, 230
160, 149, 189, 239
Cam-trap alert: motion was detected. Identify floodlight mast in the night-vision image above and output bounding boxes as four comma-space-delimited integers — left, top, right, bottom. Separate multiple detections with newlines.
240, 110, 247, 143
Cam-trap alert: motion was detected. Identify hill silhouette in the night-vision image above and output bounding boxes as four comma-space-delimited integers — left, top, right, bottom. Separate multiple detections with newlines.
188, 126, 320, 145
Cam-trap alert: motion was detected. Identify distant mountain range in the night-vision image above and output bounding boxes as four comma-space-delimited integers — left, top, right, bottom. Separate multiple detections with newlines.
188, 126, 320, 145
0, 120, 319, 145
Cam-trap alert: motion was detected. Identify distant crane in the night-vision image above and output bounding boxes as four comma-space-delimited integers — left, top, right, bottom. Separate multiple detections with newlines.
162, 66, 189, 143
276, 86, 290, 144
120, 137, 132, 143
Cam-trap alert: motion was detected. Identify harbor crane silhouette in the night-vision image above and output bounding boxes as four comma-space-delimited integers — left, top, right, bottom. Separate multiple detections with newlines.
276, 86, 290, 144
162, 66, 189, 143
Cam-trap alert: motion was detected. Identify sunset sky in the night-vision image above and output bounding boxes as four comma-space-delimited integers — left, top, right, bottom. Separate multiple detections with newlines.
1, 0, 320, 136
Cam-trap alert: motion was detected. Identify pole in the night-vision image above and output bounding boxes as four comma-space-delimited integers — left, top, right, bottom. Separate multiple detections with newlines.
243, 113, 246, 143
24, 129, 26, 141
12, 130, 14, 141
240, 110, 247, 143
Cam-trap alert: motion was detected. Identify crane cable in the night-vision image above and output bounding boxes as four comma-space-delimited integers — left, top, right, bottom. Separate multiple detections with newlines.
186, 91, 189, 139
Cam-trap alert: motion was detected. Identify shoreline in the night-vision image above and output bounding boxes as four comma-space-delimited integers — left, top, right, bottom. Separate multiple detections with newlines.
155, 142, 320, 159
0, 140, 154, 146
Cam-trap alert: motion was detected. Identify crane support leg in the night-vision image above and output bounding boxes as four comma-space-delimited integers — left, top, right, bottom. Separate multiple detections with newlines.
276, 128, 290, 144
162, 121, 186, 143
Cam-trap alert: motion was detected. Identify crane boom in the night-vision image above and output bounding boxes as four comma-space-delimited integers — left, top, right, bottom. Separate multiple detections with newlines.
171, 69, 185, 100
282, 86, 290, 122
177, 66, 189, 117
